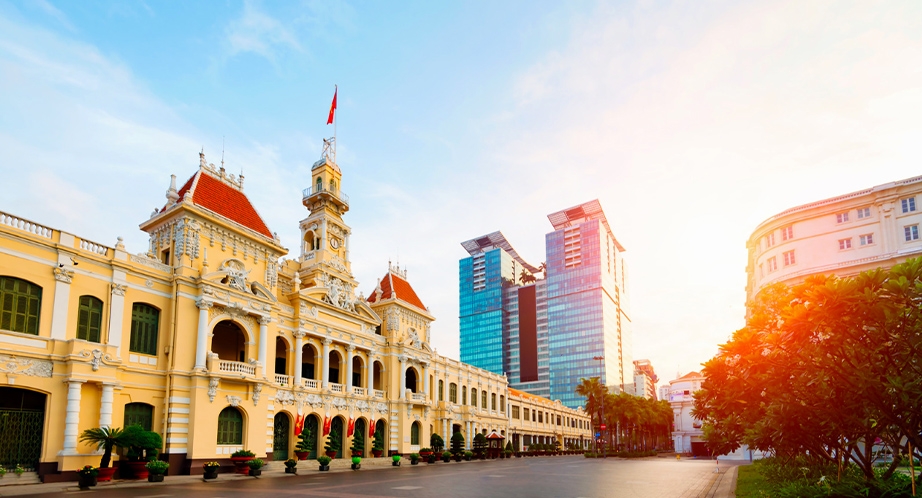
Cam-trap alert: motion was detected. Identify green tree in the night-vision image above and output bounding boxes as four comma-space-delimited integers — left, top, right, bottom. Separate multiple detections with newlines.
79, 426, 124, 468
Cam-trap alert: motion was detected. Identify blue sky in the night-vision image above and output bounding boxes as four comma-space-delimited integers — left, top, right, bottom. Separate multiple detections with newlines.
3, 0, 922, 388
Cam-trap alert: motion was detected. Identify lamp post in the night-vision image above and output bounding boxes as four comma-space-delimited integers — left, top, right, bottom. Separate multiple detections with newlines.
593, 355, 605, 458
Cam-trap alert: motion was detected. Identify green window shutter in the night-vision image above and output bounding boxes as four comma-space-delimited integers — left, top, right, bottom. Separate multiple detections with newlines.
124, 403, 153, 431
130, 304, 160, 355
77, 296, 103, 343
0, 277, 42, 335
217, 407, 243, 445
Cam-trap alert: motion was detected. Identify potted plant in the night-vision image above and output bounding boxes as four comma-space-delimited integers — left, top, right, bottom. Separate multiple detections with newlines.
504, 442, 514, 459
120, 425, 163, 479
231, 449, 256, 475
324, 428, 341, 459
464, 450, 473, 461
295, 426, 313, 460
418, 447, 432, 458
146, 460, 169, 482
430, 433, 444, 454
441, 450, 452, 463
473, 433, 487, 460
284, 458, 298, 474
350, 429, 365, 459
76, 465, 98, 489
372, 428, 385, 458
351, 455, 362, 470
78, 426, 124, 482
391, 454, 401, 467
409, 453, 420, 465
450, 431, 465, 459
317, 455, 331, 471
203, 461, 220, 480
12, 464, 24, 476
247, 458, 263, 477
0, 467, 6, 478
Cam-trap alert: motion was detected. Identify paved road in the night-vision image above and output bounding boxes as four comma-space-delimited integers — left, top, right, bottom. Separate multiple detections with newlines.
3, 457, 742, 498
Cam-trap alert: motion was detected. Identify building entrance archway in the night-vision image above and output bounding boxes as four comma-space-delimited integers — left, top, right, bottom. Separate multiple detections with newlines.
0, 387, 46, 470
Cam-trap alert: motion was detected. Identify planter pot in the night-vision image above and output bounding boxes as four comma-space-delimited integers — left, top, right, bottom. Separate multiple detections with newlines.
125, 461, 149, 480
285, 467, 297, 474
411, 460, 419, 465
441, 457, 451, 463
77, 475, 97, 489
464, 455, 472, 461
418, 452, 431, 458
248, 468, 261, 477
231, 456, 254, 475
148, 474, 164, 482
318, 465, 330, 471
372, 450, 383, 458
454, 455, 462, 462
352, 463, 361, 470
391, 461, 399, 467
325, 451, 338, 459
427, 455, 436, 464
203, 470, 219, 480
515, 453, 522, 458
499, 453, 505, 459
295, 451, 309, 460
97, 466, 117, 482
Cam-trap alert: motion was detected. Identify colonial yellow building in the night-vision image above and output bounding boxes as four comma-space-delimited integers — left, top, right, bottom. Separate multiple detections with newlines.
0, 148, 590, 482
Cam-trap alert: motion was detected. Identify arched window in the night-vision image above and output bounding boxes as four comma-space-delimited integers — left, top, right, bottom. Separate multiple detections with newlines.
411, 422, 420, 445
449, 383, 457, 403
124, 402, 153, 431
129, 303, 159, 355
0, 276, 42, 335
500, 395, 505, 412
491, 393, 496, 411
217, 407, 243, 445
315, 177, 322, 193
470, 389, 477, 407
77, 296, 103, 343
481, 391, 487, 409
438, 380, 444, 401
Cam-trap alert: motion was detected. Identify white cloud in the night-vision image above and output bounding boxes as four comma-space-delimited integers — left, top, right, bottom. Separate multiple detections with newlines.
224, 0, 302, 63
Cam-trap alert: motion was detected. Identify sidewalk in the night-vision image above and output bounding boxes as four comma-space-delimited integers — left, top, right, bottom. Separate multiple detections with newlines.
0, 457, 404, 497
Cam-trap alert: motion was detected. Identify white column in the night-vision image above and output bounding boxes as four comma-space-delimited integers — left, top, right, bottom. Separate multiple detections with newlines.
62, 380, 84, 454
50, 264, 74, 341
321, 338, 331, 389
344, 232, 350, 264
345, 345, 355, 393
107, 275, 126, 355
294, 332, 305, 386
422, 364, 429, 396
442, 419, 448, 442
257, 316, 270, 378
399, 356, 407, 400
99, 383, 115, 428
194, 300, 212, 370
466, 421, 472, 450
366, 354, 375, 395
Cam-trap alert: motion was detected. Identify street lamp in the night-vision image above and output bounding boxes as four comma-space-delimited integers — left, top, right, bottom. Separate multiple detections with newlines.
593, 355, 605, 458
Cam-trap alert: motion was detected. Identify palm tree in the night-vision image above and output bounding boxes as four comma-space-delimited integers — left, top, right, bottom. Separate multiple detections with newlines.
79, 426, 124, 468
575, 377, 606, 429
538, 262, 547, 278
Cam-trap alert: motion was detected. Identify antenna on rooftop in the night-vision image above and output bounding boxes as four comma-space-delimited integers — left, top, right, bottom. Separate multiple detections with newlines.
221, 135, 226, 169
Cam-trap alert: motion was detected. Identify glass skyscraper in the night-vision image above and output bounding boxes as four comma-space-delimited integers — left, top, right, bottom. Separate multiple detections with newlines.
459, 200, 632, 409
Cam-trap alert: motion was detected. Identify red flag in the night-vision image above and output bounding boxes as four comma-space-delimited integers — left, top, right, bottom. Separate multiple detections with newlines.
323, 416, 331, 436
326, 86, 337, 125
294, 414, 304, 436
369, 419, 376, 439
347, 417, 355, 437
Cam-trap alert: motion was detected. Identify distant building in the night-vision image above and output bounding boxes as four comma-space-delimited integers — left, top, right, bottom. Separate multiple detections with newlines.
666, 371, 705, 456
459, 200, 633, 409
747, 174, 922, 302
632, 359, 658, 400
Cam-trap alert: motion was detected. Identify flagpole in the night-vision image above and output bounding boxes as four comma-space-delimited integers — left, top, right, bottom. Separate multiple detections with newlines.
333, 84, 337, 166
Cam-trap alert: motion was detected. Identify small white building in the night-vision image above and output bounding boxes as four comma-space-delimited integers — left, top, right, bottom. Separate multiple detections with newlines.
667, 371, 705, 456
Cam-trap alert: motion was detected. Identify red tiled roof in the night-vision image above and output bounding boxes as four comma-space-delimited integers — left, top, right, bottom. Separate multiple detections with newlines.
676, 371, 702, 381
162, 170, 273, 239
367, 270, 426, 311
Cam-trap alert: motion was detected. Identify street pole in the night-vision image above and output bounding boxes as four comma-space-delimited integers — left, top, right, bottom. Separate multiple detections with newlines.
593, 355, 605, 458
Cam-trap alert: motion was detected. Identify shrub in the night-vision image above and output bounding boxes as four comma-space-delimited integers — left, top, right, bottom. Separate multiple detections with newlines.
145, 460, 169, 474
450, 431, 465, 454
231, 449, 255, 458
284, 458, 297, 468
247, 459, 263, 470
317, 455, 331, 466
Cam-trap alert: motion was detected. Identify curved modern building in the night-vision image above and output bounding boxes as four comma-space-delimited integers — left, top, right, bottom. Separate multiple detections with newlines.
746, 174, 922, 301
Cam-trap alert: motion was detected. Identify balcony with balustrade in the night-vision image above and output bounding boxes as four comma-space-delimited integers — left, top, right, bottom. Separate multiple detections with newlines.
302, 185, 349, 212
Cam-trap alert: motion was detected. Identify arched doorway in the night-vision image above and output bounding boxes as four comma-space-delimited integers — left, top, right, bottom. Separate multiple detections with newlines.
330, 417, 345, 457
273, 413, 290, 460
0, 387, 46, 470
374, 419, 385, 456
212, 320, 246, 362
306, 414, 320, 459
274, 337, 288, 377
353, 419, 366, 457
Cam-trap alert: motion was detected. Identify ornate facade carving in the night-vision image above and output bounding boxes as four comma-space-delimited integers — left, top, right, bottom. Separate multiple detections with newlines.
375, 402, 388, 414
305, 393, 324, 409
0, 355, 52, 378
221, 259, 250, 292
110, 283, 127, 296
252, 383, 262, 405
386, 308, 400, 333
226, 395, 241, 407
320, 274, 357, 312
81, 349, 111, 371
208, 377, 219, 402
53, 267, 74, 283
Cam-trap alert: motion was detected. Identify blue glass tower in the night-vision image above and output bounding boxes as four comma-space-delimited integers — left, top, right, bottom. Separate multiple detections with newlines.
459, 201, 631, 409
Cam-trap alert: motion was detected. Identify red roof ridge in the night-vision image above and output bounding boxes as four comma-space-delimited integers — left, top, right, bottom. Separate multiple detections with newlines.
367, 265, 427, 312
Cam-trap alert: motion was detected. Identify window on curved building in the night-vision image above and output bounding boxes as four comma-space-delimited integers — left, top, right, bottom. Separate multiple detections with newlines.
462, 387, 467, 405
482, 391, 487, 409
0, 276, 42, 335
470, 389, 477, 407
130, 303, 160, 355
217, 407, 243, 445
77, 296, 103, 342
124, 402, 154, 431
411, 422, 420, 445
491, 393, 496, 411
438, 380, 444, 401
449, 383, 457, 403
500, 395, 505, 412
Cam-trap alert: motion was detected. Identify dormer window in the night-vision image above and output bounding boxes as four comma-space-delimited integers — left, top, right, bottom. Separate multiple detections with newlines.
315, 177, 322, 193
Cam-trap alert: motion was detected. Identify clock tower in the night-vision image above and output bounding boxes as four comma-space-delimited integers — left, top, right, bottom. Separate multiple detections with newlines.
297, 143, 355, 293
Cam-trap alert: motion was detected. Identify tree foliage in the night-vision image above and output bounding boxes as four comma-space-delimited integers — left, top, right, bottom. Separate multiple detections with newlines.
575, 377, 673, 452
694, 258, 922, 481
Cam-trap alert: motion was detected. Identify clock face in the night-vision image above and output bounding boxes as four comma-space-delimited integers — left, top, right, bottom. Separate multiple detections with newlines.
330, 237, 340, 249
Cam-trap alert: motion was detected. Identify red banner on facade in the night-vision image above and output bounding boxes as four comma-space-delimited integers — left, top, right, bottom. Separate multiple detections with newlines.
294, 414, 305, 436
347, 417, 355, 437
369, 419, 376, 438
323, 416, 331, 436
